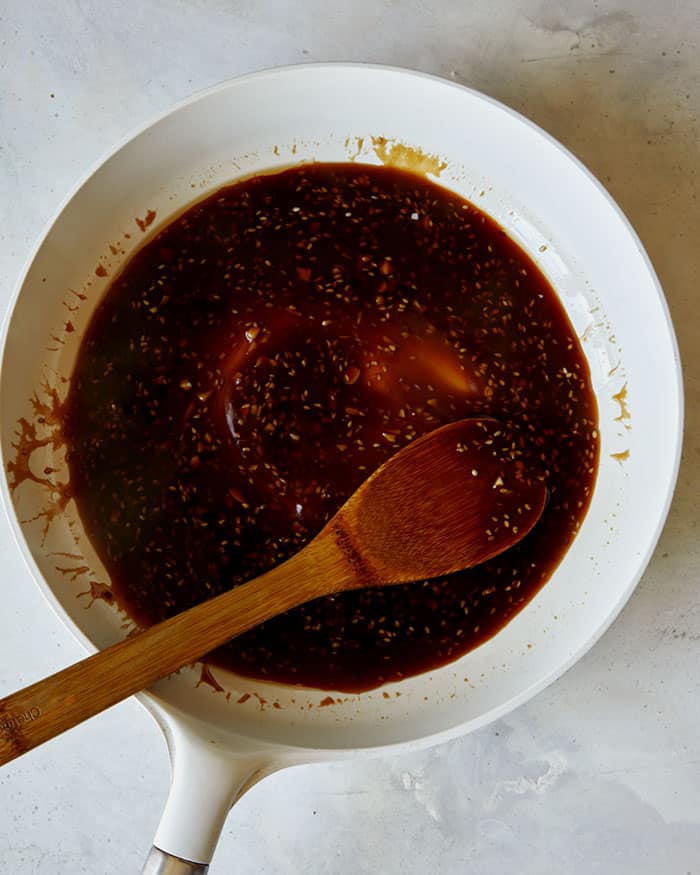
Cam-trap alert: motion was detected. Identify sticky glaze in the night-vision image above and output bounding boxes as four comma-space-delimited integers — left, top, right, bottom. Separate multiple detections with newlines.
62, 164, 598, 692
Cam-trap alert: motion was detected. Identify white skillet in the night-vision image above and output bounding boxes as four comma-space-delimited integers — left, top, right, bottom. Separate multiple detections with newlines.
0, 64, 682, 872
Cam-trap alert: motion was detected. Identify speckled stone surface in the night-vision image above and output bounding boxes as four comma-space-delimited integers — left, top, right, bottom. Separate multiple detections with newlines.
0, 2, 698, 872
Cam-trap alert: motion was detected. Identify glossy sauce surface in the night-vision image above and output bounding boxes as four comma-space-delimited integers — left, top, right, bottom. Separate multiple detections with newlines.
63, 164, 598, 692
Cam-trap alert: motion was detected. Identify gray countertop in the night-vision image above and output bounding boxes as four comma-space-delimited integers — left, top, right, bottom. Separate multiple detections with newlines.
1, 1, 698, 872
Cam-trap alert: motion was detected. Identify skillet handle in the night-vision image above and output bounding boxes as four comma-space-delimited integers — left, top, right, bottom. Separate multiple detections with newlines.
144, 707, 285, 870
143, 847, 209, 874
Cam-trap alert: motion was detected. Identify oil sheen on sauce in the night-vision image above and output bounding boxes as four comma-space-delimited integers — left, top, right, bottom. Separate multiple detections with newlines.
62, 164, 599, 692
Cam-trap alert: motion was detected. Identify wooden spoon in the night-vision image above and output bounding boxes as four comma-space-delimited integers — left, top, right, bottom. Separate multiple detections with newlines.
0, 418, 546, 766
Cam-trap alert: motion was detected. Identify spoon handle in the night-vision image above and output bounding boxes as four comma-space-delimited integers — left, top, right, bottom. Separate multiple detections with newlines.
0, 536, 342, 767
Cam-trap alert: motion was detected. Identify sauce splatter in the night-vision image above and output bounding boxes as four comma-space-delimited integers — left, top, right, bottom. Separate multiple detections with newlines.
612, 382, 631, 422
77, 580, 115, 606
6, 384, 74, 543
371, 136, 447, 177
135, 209, 157, 233
610, 449, 630, 463
8, 386, 67, 493
197, 664, 225, 693
344, 136, 365, 161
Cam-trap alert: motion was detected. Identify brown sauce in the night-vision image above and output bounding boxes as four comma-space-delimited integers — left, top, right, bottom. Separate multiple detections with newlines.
62, 163, 598, 692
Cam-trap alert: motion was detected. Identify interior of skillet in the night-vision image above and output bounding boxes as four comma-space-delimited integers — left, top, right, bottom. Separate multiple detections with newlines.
0, 67, 679, 751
